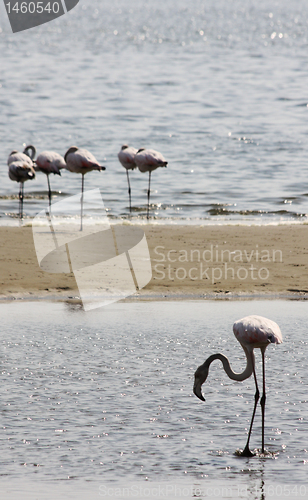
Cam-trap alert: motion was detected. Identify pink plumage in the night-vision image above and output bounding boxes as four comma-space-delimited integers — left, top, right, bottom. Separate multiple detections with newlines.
64, 146, 106, 231
7, 145, 36, 182
118, 145, 137, 171
134, 148, 168, 173
233, 315, 283, 347
134, 148, 168, 218
8, 160, 35, 183
118, 145, 138, 213
7, 145, 36, 219
64, 146, 105, 174
8, 150, 34, 169
36, 151, 66, 176
35, 151, 67, 209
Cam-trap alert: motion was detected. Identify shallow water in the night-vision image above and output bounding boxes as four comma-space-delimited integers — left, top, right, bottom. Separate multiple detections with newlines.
0, 299, 307, 498
1, 0, 308, 223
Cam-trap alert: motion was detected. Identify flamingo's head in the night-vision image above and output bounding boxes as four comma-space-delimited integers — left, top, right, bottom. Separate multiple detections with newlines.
64, 146, 79, 162
193, 364, 208, 402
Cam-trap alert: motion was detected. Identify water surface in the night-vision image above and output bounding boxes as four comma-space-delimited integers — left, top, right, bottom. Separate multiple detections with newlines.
1, 0, 308, 223
0, 299, 307, 498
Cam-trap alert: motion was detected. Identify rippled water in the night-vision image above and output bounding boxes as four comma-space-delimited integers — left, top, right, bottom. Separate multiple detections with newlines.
0, 299, 307, 498
1, 0, 308, 223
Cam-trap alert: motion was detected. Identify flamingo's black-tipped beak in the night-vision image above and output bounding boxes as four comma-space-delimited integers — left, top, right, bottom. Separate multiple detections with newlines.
100, 166, 106, 171
193, 379, 205, 401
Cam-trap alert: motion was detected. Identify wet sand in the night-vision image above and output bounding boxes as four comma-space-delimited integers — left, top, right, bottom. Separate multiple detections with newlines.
0, 224, 307, 300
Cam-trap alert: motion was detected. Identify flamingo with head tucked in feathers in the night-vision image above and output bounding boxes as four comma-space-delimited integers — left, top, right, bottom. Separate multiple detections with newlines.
118, 145, 137, 213
64, 146, 106, 230
7, 145, 36, 219
134, 148, 167, 219
193, 315, 282, 457
36, 151, 66, 211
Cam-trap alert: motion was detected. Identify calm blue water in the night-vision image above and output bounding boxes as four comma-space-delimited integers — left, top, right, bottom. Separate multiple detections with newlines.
1, 0, 308, 223
0, 299, 307, 499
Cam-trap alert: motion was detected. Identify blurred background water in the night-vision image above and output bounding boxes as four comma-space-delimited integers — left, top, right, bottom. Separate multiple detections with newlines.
0, 299, 307, 499
1, 0, 308, 223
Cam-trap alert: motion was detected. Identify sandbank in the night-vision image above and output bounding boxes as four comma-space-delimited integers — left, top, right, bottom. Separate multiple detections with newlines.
0, 224, 307, 301
0, 224, 308, 299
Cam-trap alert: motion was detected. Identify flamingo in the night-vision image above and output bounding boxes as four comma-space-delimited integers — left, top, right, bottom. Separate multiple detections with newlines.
134, 148, 167, 219
8, 144, 36, 166
7, 145, 36, 219
64, 146, 106, 230
36, 151, 66, 211
118, 145, 137, 213
193, 315, 282, 457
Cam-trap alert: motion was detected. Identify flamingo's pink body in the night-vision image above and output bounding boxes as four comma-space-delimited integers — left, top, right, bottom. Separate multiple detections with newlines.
134, 148, 167, 218
65, 146, 104, 175
118, 145, 138, 212
193, 315, 282, 456
8, 152, 32, 168
8, 160, 35, 183
7, 146, 36, 219
64, 146, 106, 230
233, 315, 282, 347
36, 151, 66, 176
36, 151, 67, 209
118, 145, 137, 171
134, 148, 167, 173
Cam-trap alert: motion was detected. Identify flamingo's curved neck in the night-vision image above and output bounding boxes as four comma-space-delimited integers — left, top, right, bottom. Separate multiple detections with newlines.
204, 346, 254, 381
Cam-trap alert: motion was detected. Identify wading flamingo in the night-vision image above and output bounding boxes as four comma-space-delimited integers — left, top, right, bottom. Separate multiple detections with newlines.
118, 145, 137, 213
134, 148, 167, 219
7, 145, 36, 219
36, 151, 66, 211
64, 146, 106, 230
193, 315, 282, 457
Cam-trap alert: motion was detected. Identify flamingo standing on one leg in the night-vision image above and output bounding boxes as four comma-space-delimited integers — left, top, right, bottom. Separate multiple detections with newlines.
36, 151, 66, 212
134, 148, 167, 219
64, 146, 106, 231
118, 145, 137, 213
7, 145, 36, 219
193, 315, 282, 457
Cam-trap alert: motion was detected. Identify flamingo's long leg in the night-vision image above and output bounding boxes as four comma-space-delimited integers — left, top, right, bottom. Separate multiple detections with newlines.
20, 182, 24, 221
126, 169, 132, 213
18, 183, 22, 219
47, 175, 52, 213
241, 351, 259, 457
80, 173, 84, 231
260, 348, 266, 453
147, 171, 152, 219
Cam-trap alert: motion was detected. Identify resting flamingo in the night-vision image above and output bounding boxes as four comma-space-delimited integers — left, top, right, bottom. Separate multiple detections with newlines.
134, 148, 167, 219
118, 145, 137, 213
7, 145, 36, 219
193, 315, 282, 457
36, 151, 66, 211
64, 146, 106, 230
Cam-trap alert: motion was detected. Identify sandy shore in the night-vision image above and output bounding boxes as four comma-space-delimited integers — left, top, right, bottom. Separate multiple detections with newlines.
0, 224, 307, 300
